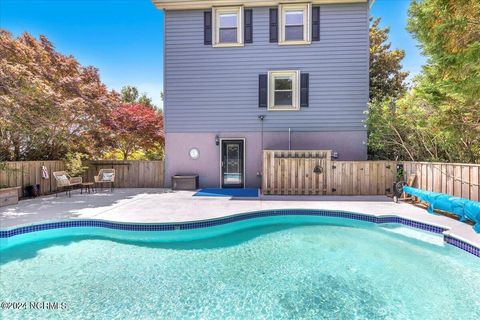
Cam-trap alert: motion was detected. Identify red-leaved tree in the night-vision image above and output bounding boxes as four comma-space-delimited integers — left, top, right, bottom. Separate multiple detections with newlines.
104, 104, 164, 160
0, 30, 120, 160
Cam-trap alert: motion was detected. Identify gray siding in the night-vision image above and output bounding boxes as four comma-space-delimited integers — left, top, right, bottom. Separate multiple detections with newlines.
164, 3, 369, 133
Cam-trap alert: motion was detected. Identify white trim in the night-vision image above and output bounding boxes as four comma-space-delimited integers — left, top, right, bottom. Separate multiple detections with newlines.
153, 0, 367, 10
212, 6, 244, 47
267, 70, 301, 111
279, 3, 312, 45
219, 138, 246, 188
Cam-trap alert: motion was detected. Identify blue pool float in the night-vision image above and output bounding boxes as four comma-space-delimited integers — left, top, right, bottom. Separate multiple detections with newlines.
465, 201, 480, 233
402, 186, 480, 233
403, 186, 443, 213
448, 197, 470, 221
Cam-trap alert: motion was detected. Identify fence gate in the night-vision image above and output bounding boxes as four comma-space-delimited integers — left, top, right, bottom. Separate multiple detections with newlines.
328, 161, 397, 195
262, 150, 331, 195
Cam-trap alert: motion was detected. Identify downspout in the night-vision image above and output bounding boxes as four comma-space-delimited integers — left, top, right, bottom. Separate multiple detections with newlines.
259, 115, 265, 151
288, 128, 291, 150
258, 115, 265, 184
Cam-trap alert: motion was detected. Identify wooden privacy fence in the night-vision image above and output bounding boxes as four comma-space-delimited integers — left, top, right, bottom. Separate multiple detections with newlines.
262, 151, 480, 200
263, 150, 331, 195
0, 161, 65, 195
402, 162, 479, 201
262, 151, 397, 196
83, 160, 165, 188
0, 160, 165, 195
330, 161, 397, 195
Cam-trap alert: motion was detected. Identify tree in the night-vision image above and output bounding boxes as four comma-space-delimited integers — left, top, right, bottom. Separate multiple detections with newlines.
366, 92, 454, 161
367, 1, 480, 163
138, 94, 154, 108
408, 0, 480, 102
367, 17, 409, 159
104, 103, 164, 160
369, 17, 409, 102
121, 85, 156, 109
0, 31, 120, 161
407, 0, 480, 162
120, 85, 139, 103
64, 152, 88, 176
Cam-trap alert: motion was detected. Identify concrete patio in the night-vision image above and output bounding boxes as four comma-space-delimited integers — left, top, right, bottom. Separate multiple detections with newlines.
0, 188, 479, 249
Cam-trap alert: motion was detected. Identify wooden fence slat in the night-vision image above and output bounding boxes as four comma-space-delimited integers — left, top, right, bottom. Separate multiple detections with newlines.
461, 166, 470, 199
447, 165, 454, 195
262, 153, 266, 193
471, 166, 479, 201
454, 165, 462, 197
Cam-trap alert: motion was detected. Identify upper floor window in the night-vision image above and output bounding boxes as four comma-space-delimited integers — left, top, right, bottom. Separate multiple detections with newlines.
279, 3, 311, 45
268, 70, 300, 111
213, 6, 244, 47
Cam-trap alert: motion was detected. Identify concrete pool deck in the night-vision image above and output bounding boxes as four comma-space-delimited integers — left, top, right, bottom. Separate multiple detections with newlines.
0, 188, 479, 249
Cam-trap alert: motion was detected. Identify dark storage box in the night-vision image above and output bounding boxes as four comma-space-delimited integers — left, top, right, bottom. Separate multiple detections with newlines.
24, 184, 40, 198
172, 175, 199, 190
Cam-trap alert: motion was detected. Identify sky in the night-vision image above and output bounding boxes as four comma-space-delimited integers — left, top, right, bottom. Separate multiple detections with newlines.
371, 0, 427, 81
1, 0, 426, 107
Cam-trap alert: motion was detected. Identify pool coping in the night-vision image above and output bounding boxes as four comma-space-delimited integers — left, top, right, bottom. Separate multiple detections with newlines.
1, 209, 479, 258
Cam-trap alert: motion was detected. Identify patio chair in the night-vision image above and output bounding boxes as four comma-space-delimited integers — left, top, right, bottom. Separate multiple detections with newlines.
94, 169, 116, 192
53, 171, 82, 197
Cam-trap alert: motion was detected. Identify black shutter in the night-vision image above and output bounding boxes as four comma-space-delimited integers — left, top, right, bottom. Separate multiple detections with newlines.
269, 8, 278, 43
244, 9, 253, 43
312, 7, 320, 41
259, 74, 268, 108
204, 11, 212, 45
300, 73, 309, 107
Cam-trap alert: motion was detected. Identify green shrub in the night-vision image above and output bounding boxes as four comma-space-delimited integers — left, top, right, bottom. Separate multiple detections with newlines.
64, 153, 88, 177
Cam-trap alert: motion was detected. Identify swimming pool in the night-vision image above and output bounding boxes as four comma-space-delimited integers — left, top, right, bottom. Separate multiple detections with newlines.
1, 214, 480, 319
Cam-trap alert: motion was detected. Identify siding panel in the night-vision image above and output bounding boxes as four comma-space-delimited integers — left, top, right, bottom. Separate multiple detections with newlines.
165, 3, 369, 133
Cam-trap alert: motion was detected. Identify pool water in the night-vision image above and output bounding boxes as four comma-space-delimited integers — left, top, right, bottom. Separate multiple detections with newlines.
1, 218, 480, 320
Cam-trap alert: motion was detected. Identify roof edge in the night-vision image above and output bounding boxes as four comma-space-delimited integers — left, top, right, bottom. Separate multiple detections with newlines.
152, 0, 368, 10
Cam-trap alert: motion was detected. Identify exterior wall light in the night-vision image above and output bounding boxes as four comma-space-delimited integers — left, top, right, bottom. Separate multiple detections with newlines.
189, 148, 200, 160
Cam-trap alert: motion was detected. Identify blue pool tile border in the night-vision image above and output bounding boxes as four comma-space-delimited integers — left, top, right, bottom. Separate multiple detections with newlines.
1, 209, 477, 258
444, 235, 480, 258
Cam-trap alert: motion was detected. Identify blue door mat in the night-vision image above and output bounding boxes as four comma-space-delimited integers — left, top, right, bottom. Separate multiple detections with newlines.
194, 188, 259, 198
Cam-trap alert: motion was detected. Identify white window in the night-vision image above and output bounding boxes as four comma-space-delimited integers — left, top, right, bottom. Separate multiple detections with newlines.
268, 70, 300, 111
279, 3, 311, 45
212, 6, 243, 47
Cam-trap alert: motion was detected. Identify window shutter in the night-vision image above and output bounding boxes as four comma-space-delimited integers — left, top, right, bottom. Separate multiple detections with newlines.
204, 11, 212, 45
300, 73, 309, 107
259, 74, 268, 108
244, 9, 253, 43
312, 7, 320, 41
269, 8, 278, 43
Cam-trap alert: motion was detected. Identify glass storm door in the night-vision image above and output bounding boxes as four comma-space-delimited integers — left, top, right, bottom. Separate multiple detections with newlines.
221, 140, 244, 188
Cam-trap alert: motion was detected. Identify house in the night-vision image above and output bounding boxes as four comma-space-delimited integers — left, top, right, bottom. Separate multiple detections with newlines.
153, 0, 371, 188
